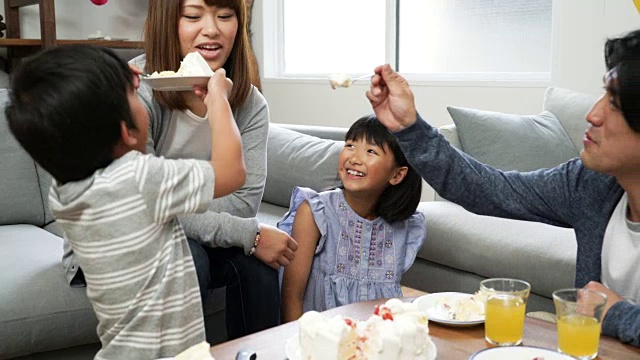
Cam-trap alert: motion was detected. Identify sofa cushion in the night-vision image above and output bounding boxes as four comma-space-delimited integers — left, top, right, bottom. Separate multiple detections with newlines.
264, 125, 343, 207
543, 87, 598, 153
447, 106, 579, 171
0, 89, 47, 227
0, 225, 98, 358
417, 201, 577, 299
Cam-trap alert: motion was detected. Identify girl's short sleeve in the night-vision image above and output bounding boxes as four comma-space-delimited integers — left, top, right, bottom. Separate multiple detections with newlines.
401, 211, 427, 273
277, 186, 329, 254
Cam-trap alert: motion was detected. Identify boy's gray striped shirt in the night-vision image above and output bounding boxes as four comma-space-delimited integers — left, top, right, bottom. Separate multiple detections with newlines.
49, 151, 214, 359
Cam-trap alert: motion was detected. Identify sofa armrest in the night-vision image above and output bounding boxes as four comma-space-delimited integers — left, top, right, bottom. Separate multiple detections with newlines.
416, 201, 576, 300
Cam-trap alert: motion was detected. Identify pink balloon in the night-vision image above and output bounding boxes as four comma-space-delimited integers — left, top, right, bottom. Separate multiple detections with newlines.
91, 0, 108, 5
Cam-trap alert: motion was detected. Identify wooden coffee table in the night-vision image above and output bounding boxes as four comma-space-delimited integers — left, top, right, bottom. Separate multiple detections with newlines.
210, 298, 640, 359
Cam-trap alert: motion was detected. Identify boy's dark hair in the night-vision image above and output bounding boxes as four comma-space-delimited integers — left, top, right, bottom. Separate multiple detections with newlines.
345, 114, 422, 223
6, 45, 136, 184
604, 29, 640, 132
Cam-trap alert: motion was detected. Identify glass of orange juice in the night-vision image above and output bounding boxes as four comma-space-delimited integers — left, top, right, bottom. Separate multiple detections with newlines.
480, 278, 531, 346
553, 288, 607, 360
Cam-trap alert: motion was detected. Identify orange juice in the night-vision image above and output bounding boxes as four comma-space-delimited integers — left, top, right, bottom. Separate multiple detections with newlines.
485, 294, 526, 345
558, 314, 601, 358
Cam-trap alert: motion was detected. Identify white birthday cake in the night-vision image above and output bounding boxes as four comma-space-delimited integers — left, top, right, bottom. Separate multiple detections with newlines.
298, 299, 435, 360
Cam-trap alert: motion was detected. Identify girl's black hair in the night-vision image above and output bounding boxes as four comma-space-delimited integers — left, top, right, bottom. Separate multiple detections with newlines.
345, 114, 422, 223
604, 29, 640, 132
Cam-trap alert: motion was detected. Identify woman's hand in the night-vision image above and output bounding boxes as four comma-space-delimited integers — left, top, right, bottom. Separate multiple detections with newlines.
366, 64, 418, 132
253, 224, 299, 269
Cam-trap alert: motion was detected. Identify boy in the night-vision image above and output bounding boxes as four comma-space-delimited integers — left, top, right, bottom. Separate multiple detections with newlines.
6, 45, 245, 359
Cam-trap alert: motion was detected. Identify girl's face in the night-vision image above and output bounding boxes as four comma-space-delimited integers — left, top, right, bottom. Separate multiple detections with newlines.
179, 0, 238, 71
338, 137, 405, 196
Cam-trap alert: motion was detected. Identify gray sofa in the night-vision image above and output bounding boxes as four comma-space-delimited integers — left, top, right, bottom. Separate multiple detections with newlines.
1, 86, 596, 358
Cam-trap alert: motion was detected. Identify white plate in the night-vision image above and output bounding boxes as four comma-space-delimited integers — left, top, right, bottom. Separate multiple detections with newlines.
285, 334, 437, 360
141, 75, 211, 91
413, 292, 485, 327
469, 346, 574, 360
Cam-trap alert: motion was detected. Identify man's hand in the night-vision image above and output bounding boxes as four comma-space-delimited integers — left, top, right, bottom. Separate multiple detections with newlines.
254, 224, 298, 269
365, 64, 418, 132
583, 281, 624, 319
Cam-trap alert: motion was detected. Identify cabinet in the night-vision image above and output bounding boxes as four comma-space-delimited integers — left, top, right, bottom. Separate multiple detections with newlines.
1, 0, 143, 71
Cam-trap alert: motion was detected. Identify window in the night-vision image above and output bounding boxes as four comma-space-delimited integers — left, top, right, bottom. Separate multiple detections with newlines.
263, 0, 553, 82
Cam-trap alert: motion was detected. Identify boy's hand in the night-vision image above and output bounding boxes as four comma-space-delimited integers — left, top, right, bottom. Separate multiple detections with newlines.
366, 64, 417, 132
128, 63, 143, 89
194, 68, 233, 104
254, 224, 298, 269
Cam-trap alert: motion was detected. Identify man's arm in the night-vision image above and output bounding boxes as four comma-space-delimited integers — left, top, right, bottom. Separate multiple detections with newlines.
602, 300, 640, 347
586, 281, 640, 347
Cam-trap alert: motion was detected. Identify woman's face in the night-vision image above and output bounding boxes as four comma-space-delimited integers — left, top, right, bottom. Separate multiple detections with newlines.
179, 0, 238, 71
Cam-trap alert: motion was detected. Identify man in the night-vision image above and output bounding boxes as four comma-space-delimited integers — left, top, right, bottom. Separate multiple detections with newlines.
366, 29, 640, 347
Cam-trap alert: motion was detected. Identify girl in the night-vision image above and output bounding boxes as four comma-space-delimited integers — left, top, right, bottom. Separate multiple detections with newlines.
278, 114, 426, 323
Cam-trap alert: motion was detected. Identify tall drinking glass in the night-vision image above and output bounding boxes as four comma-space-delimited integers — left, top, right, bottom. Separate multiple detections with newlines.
553, 288, 607, 360
480, 278, 531, 346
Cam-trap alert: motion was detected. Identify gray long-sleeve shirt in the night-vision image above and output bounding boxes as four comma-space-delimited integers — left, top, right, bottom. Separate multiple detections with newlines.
393, 115, 640, 347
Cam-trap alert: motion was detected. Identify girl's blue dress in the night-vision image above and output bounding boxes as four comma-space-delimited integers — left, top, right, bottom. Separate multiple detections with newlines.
277, 187, 426, 312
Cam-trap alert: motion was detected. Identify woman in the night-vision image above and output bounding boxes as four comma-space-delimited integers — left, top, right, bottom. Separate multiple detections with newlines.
131, 0, 297, 340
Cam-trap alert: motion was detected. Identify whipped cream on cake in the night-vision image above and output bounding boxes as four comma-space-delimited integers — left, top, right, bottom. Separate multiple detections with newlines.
148, 52, 214, 77
329, 73, 353, 89
298, 311, 358, 360
298, 299, 435, 360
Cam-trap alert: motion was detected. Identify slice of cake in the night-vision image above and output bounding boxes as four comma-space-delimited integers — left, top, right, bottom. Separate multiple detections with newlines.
360, 299, 431, 360
177, 52, 214, 76
298, 311, 358, 360
147, 52, 214, 78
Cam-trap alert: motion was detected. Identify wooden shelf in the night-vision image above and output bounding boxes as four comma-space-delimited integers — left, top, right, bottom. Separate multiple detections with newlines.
1, 0, 144, 71
0, 38, 143, 49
